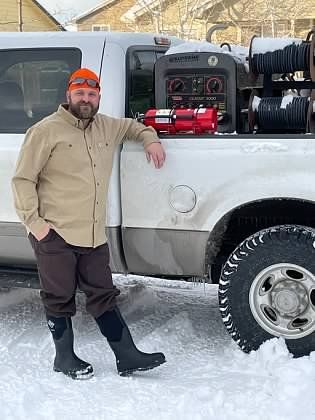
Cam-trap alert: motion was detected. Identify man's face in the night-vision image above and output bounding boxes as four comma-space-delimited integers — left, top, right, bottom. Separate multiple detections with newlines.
67, 88, 100, 119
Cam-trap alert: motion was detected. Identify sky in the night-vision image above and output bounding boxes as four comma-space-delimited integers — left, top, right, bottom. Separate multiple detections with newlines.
39, 0, 102, 23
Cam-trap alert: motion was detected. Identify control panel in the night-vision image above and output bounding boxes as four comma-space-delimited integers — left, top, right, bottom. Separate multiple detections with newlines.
155, 52, 237, 132
166, 75, 226, 111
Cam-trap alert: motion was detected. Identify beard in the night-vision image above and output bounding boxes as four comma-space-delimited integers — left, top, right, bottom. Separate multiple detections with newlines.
68, 98, 99, 120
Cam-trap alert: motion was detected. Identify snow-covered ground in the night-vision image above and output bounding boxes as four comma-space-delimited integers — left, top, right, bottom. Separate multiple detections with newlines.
1, 275, 315, 420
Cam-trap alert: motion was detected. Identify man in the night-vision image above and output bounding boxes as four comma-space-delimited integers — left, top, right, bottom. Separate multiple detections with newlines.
12, 68, 166, 380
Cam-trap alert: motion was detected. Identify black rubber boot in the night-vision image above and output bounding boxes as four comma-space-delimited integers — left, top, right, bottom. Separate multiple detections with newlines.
95, 307, 166, 376
47, 316, 93, 380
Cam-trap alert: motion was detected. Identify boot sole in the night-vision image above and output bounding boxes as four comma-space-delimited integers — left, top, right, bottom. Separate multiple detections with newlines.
118, 358, 166, 377
54, 365, 94, 380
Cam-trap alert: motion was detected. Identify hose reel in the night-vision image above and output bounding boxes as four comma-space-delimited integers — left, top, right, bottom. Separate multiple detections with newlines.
248, 33, 315, 134
249, 94, 311, 132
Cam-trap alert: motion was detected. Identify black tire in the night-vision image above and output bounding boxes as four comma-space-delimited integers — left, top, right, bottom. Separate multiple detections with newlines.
218, 224, 315, 357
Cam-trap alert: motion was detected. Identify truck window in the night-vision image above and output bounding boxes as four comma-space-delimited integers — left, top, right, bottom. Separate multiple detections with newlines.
126, 47, 166, 118
0, 48, 81, 134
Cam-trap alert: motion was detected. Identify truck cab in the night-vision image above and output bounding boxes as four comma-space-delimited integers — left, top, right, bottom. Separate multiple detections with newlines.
0, 31, 176, 274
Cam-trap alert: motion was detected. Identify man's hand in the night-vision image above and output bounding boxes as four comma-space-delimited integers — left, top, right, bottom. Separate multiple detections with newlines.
34, 224, 51, 241
145, 142, 166, 169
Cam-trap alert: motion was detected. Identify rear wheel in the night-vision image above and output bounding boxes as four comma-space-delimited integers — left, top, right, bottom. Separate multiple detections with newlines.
218, 224, 315, 357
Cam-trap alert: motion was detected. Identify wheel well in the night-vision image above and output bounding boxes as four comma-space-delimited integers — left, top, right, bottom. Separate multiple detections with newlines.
206, 198, 315, 282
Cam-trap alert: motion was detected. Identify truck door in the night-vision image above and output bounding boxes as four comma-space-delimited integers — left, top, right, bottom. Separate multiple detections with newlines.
121, 46, 183, 275
0, 47, 81, 266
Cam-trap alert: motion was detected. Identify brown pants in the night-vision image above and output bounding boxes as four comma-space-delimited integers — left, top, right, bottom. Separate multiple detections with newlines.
28, 230, 120, 318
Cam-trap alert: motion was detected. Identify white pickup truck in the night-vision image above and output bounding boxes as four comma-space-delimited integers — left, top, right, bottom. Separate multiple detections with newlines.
1, 31, 315, 358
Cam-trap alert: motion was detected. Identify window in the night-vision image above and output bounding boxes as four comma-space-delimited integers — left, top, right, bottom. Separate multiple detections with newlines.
276, 23, 287, 37
261, 23, 274, 37
92, 24, 110, 31
126, 47, 167, 118
0, 48, 81, 133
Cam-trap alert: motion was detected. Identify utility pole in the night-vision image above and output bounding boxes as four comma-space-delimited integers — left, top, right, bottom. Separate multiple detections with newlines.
18, 0, 23, 31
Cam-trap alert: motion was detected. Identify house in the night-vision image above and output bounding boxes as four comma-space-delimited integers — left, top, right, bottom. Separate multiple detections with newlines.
71, 0, 206, 37
0, 0, 65, 31
120, 0, 315, 44
72, 0, 136, 32
72, 0, 315, 46
188, 0, 315, 45
71, 0, 217, 39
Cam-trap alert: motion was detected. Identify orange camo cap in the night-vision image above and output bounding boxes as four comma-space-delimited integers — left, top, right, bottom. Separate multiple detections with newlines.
68, 68, 100, 92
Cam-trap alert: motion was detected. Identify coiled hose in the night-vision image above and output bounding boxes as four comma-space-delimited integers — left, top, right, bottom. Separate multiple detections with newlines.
256, 96, 309, 131
251, 43, 310, 74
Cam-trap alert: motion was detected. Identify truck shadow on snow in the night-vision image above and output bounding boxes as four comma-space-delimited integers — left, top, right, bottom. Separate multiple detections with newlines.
0, 278, 231, 357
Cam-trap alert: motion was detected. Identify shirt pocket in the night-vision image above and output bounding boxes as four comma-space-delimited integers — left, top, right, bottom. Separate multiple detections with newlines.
47, 142, 88, 172
53, 142, 81, 153
96, 139, 113, 163
96, 139, 110, 152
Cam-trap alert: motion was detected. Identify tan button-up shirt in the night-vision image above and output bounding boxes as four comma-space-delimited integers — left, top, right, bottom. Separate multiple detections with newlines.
12, 105, 160, 247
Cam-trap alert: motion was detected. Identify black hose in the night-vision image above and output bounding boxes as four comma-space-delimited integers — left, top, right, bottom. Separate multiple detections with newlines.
220, 42, 232, 51
256, 96, 309, 131
251, 42, 310, 74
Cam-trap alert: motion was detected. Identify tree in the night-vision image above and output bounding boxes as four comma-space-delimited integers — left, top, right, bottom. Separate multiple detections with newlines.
123, 0, 215, 40
200, 0, 315, 45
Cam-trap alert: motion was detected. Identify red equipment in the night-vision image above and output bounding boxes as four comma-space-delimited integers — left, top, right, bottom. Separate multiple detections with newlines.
143, 108, 218, 134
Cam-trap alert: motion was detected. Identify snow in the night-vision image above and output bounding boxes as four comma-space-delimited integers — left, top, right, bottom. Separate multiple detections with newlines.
1, 275, 315, 419
252, 94, 309, 112
252, 95, 261, 112
281, 95, 295, 109
251, 37, 302, 55
165, 41, 249, 65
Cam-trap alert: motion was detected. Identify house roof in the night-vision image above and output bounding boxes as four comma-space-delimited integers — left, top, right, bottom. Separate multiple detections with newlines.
72, 0, 118, 23
191, 0, 224, 18
70, 0, 224, 25
121, 0, 223, 22
32, 0, 66, 30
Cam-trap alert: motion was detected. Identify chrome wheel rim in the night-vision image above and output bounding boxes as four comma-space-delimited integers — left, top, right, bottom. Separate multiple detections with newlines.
249, 263, 315, 339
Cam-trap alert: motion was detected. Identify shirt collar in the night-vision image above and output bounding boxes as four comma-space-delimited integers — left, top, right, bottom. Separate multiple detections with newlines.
57, 104, 95, 129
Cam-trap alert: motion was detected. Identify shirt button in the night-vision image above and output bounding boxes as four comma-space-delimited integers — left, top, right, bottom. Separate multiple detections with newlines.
97, 182, 100, 186
94, 164, 96, 168
89, 146, 92, 150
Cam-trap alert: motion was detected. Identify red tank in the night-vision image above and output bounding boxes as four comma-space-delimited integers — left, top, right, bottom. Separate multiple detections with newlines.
143, 108, 218, 134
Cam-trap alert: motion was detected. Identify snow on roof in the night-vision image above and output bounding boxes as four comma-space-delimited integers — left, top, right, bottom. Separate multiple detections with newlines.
32, 0, 66, 30
121, 0, 221, 22
72, 0, 117, 23
121, 0, 163, 22
190, 0, 223, 18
